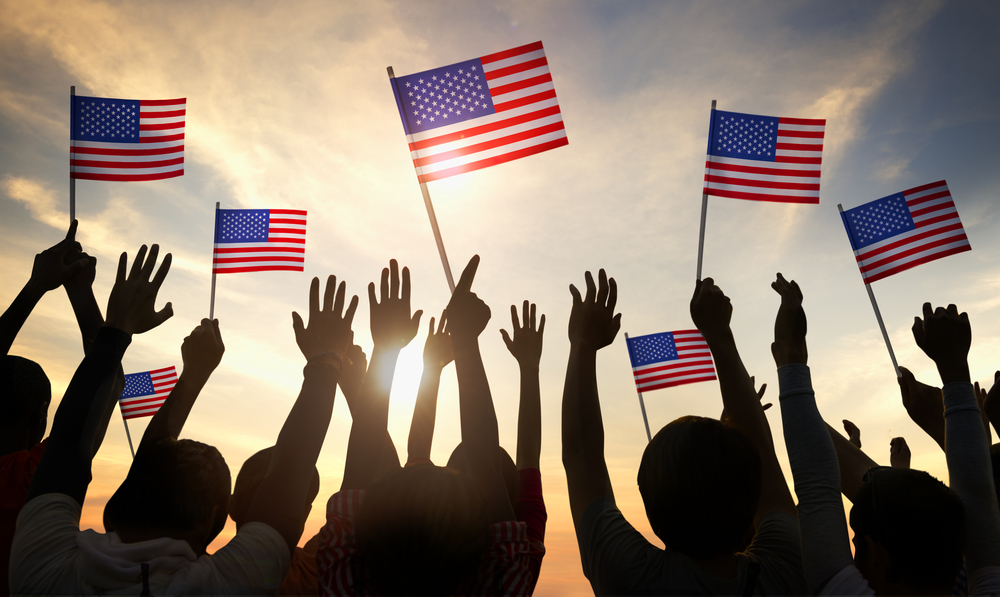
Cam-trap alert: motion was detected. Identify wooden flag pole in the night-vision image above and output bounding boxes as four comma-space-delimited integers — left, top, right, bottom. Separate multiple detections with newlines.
387, 66, 456, 293
122, 417, 136, 459
624, 333, 653, 442
838, 204, 901, 377
70, 86, 76, 223
695, 99, 717, 281
209, 202, 220, 319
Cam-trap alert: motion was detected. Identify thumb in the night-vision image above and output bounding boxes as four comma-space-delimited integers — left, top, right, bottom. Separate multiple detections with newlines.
292, 311, 304, 334
154, 303, 174, 326
411, 309, 423, 328
500, 329, 513, 351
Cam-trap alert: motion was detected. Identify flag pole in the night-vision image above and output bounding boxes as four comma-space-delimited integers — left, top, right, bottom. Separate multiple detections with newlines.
624, 333, 653, 442
695, 99, 717, 281
122, 417, 136, 459
838, 204, 900, 377
70, 86, 76, 223
209, 202, 220, 319
387, 66, 456, 293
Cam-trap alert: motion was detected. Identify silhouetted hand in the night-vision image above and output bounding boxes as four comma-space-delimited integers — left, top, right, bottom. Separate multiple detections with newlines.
293, 275, 358, 360
423, 310, 454, 370
568, 269, 620, 351
28, 220, 90, 292
985, 371, 1000, 438
975, 381, 993, 444
770, 273, 807, 367
501, 300, 545, 368
446, 255, 490, 340
912, 303, 971, 384
104, 245, 173, 335
368, 260, 422, 350
690, 277, 732, 338
842, 419, 861, 448
721, 376, 770, 422
897, 366, 945, 449
890, 437, 911, 469
181, 318, 225, 381
339, 344, 368, 405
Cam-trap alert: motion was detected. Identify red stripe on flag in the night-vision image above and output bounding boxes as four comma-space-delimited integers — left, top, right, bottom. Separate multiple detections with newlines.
633, 359, 716, 376
903, 180, 948, 196
705, 160, 820, 178
269, 218, 308, 225
493, 89, 558, 113
863, 244, 972, 283
910, 200, 955, 219
915, 212, 961, 229
778, 117, 826, 126
269, 209, 308, 216
776, 129, 825, 139
906, 191, 951, 207
213, 246, 304, 254
120, 396, 170, 408
857, 222, 965, 261
213, 255, 305, 264
214, 265, 305, 273
417, 137, 568, 183
267, 227, 308, 235
141, 109, 185, 118
776, 142, 824, 152
704, 174, 820, 191
141, 98, 186, 106
71, 170, 184, 182
72, 145, 183, 157
413, 121, 565, 168
702, 187, 820, 204
638, 374, 719, 392
484, 57, 549, 81
408, 105, 562, 151
860, 233, 970, 273
480, 41, 544, 64
71, 157, 184, 169
148, 366, 176, 375
637, 367, 719, 385
140, 122, 185, 131
140, 133, 184, 143
489, 73, 553, 97
774, 155, 823, 165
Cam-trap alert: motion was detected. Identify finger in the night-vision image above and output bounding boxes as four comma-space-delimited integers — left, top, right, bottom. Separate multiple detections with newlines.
911, 316, 924, 347
150, 253, 171, 289
140, 245, 160, 282
608, 277, 618, 312
692, 278, 703, 303
66, 219, 78, 242
368, 282, 377, 308
344, 295, 359, 325
922, 302, 933, 320
428, 316, 436, 336
790, 279, 803, 302
538, 313, 546, 335
510, 304, 520, 331
611, 312, 622, 336
390, 260, 400, 299
597, 269, 609, 305
323, 275, 336, 313
116, 252, 128, 285
380, 267, 389, 303
529, 302, 535, 331
584, 271, 596, 303
411, 309, 423, 329
454, 255, 480, 295
523, 300, 530, 331
292, 311, 304, 334
437, 310, 447, 334
757, 383, 767, 400
213, 319, 224, 349
402, 265, 411, 303
153, 302, 173, 327
762, 403, 772, 411
333, 279, 346, 316
309, 277, 320, 318
569, 283, 582, 305
946, 304, 959, 317
129, 245, 148, 280
500, 329, 514, 351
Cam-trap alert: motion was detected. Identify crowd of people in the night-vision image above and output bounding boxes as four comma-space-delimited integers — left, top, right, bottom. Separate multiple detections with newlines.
2, 220, 999, 595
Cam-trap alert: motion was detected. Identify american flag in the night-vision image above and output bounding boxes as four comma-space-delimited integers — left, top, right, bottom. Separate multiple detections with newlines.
841, 180, 971, 284
391, 41, 567, 184
119, 366, 177, 420
213, 208, 307, 273
703, 108, 825, 204
626, 330, 717, 392
71, 95, 185, 181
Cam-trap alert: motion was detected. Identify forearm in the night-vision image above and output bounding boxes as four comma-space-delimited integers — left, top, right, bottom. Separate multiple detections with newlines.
342, 347, 399, 490
65, 284, 103, 353
777, 364, 854, 593
407, 364, 443, 462
825, 423, 878, 503
91, 366, 125, 456
139, 373, 209, 449
27, 326, 132, 505
516, 362, 542, 470
702, 328, 770, 442
0, 282, 45, 355
943, 382, 1000, 571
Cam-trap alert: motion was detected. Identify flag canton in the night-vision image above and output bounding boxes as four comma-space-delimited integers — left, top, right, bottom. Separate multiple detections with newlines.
395, 58, 496, 135
216, 209, 270, 243
73, 96, 140, 143
628, 333, 679, 367
708, 110, 778, 162
844, 193, 915, 249
122, 372, 154, 398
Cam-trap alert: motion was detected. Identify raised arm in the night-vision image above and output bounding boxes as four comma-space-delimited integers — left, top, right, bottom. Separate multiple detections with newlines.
770, 273, 854, 594
690, 277, 796, 522
341, 260, 419, 491
501, 301, 544, 471
1, 220, 89, 356
912, 303, 1000, 574
447, 255, 513, 523
26, 245, 172, 505
562, 270, 620, 528
246, 275, 356, 552
139, 318, 225, 448
407, 310, 453, 463
825, 422, 878, 503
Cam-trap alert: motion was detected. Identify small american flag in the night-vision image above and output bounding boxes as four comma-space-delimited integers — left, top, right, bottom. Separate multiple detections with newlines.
841, 180, 971, 284
704, 108, 825, 204
71, 95, 185, 181
213, 208, 307, 273
626, 330, 717, 392
391, 41, 567, 184
119, 366, 177, 420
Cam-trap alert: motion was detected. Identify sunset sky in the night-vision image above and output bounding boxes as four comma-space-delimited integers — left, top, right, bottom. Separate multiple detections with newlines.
2, 1, 1000, 594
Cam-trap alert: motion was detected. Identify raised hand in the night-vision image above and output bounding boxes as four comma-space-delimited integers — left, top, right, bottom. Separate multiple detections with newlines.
104, 245, 172, 335
28, 220, 91, 292
339, 344, 368, 407
368, 260, 422, 350
181, 319, 225, 382
292, 275, 358, 360
446, 255, 490, 340
890, 437, 911, 469
985, 371, 1000, 439
842, 419, 862, 448
568, 269, 620, 350
977, 381, 993, 444
770, 273, 807, 367
897, 366, 946, 450
911, 302, 971, 384
423, 310, 454, 370
501, 300, 545, 367
689, 277, 732, 338
721, 375, 770, 422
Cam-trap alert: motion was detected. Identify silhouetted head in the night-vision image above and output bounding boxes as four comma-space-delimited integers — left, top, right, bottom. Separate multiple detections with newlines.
446, 442, 520, 508
229, 446, 320, 533
638, 416, 761, 560
356, 464, 489, 596
850, 467, 964, 593
104, 437, 230, 555
0, 355, 51, 454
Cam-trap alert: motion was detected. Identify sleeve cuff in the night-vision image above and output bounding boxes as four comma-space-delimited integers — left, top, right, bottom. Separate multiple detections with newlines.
777, 363, 812, 397
943, 381, 977, 416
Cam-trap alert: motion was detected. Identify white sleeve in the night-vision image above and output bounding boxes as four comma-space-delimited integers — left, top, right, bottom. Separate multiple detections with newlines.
9, 493, 84, 595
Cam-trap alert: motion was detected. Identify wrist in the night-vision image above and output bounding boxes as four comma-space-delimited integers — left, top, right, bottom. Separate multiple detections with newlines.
518, 361, 541, 373
20, 280, 47, 302
699, 326, 734, 345
936, 361, 971, 385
